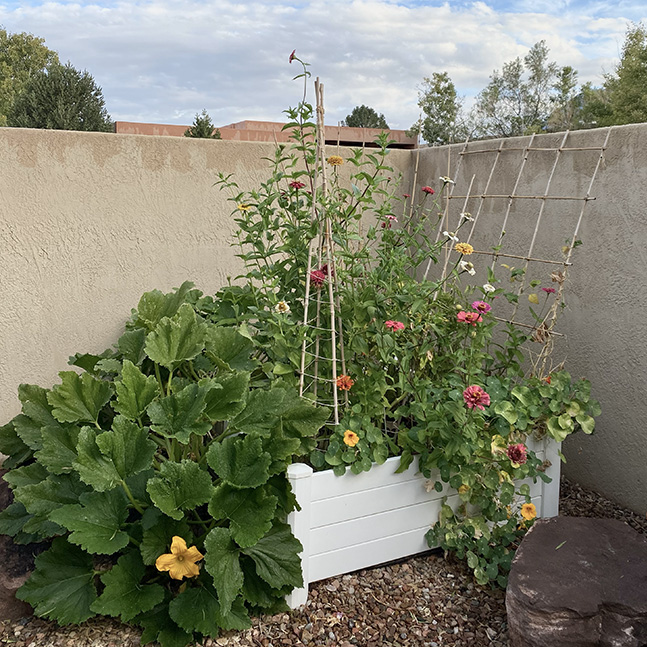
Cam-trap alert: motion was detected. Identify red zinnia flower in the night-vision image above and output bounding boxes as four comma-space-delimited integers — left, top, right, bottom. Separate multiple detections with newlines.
421, 186, 435, 195
541, 287, 556, 294
309, 270, 326, 288
289, 180, 306, 190
506, 443, 527, 466
463, 385, 490, 410
385, 320, 405, 331
403, 193, 411, 199
289, 49, 296, 63
319, 264, 334, 278
336, 375, 354, 391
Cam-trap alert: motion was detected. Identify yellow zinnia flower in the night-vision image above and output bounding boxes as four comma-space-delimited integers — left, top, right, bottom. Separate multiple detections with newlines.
455, 242, 474, 255
520, 503, 537, 521
327, 155, 344, 167
237, 203, 251, 211
343, 430, 359, 447
155, 536, 204, 580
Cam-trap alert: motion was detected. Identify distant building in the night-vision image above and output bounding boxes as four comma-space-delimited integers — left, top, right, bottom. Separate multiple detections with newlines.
114, 119, 417, 149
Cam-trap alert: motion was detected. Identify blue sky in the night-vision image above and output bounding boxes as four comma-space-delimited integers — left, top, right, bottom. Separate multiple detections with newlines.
1, 0, 645, 130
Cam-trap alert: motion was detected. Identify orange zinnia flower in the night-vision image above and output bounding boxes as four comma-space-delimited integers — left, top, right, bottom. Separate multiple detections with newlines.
455, 242, 474, 255
336, 374, 354, 391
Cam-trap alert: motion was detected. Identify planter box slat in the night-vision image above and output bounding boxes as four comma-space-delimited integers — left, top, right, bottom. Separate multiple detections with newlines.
286, 438, 560, 609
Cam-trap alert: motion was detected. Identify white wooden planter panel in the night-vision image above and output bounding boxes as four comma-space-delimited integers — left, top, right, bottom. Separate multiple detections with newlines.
286, 437, 560, 608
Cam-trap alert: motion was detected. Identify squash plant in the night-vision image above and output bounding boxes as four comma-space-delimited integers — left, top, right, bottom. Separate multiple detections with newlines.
0, 282, 328, 646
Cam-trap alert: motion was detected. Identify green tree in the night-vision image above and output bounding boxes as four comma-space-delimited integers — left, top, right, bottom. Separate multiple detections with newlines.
8, 62, 113, 132
546, 66, 579, 132
408, 72, 466, 144
0, 27, 59, 126
184, 109, 221, 138
473, 41, 562, 138
604, 23, 647, 125
341, 104, 389, 129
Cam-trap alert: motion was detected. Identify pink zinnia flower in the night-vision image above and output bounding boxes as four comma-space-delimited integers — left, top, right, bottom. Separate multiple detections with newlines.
541, 287, 556, 294
310, 269, 326, 288
457, 311, 482, 326
403, 193, 411, 199
381, 221, 391, 229
385, 320, 405, 331
421, 186, 435, 195
289, 49, 296, 63
471, 300, 491, 313
289, 180, 306, 190
463, 385, 490, 410
506, 443, 527, 466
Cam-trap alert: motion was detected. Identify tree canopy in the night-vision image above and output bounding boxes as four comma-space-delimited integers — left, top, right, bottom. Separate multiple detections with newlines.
341, 105, 389, 129
0, 27, 59, 126
184, 109, 221, 138
8, 62, 113, 132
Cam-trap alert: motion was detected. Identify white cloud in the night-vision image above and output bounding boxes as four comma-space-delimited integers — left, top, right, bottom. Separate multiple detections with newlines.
0, 0, 641, 129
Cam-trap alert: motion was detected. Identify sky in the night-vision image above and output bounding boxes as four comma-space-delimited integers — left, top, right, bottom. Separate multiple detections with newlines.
1, 0, 645, 131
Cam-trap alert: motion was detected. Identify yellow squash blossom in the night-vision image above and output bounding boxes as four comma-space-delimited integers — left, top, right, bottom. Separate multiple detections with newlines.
155, 536, 204, 580
520, 503, 537, 521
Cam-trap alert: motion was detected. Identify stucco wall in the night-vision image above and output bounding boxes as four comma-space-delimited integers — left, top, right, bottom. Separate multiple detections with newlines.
0, 128, 411, 422
1, 124, 645, 515
413, 125, 647, 515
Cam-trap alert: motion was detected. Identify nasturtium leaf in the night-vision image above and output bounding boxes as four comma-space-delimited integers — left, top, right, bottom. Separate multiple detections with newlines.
209, 484, 278, 548
2, 462, 49, 490
135, 281, 195, 331
204, 327, 256, 371
206, 435, 271, 489
117, 328, 147, 365
91, 551, 165, 622
241, 521, 303, 590
147, 383, 211, 443
74, 419, 156, 491
146, 460, 214, 520
140, 514, 192, 565
0, 501, 32, 537
202, 372, 249, 422
49, 489, 130, 555
113, 360, 160, 420
203, 527, 243, 615
16, 538, 97, 625
47, 371, 114, 425
144, 303, 206, 369
576, 413, 595, 434
34, 424, 81, 474
0, 420, 33, 468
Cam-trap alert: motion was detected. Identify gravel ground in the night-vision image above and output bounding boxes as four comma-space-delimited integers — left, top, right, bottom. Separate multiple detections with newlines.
1, 477, 645, 647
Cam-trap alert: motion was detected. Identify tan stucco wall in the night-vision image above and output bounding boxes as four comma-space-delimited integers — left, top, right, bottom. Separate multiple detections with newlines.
1, 124, 645, 515
0, 127, 411, 422
414, 125, 647, 515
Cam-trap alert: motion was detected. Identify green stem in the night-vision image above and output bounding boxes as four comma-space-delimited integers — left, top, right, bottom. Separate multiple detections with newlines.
121, 480, 145, 515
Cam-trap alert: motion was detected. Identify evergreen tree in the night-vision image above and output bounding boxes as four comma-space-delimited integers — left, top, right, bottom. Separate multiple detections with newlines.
184, 109, 221, 138
341, 105, 389, 129
0, 27, 59, 126
8, 62, 112, 132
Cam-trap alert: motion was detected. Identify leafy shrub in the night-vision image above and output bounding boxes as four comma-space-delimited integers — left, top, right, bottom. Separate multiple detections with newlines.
0, 282, 327, 645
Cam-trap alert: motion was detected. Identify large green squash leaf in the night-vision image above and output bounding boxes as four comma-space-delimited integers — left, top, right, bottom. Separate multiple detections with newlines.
206, 435, 271, 489
229, 389, 287, 436
49, 489, 130, 555
209, 484, 278, 548
0, 501, 32, 537
203, 527, 244, 615
91, 551, 165, 622
240, 556, 290, 610
146, 460, 214, 520
202, 372, 249, 422
241, 521, 303, 590
137, 600, 194, 647
117, 328, 147, 365
134, 281, 195, 331
47, 371, 114, 425
144, 303, 206, 369
147, 383, 211, 443
34, 424, 81, 475
113, 360, 160, 420
0, 420, 33, 468
14, 384, 64, 450
13, 472, 89, 518
74, 418, 156, 491
204, 327, 256, 371
2, 462, 49, 490
16, 538, 97, 624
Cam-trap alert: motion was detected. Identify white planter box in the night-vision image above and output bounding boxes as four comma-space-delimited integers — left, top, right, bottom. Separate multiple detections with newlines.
286, 436, 560, 608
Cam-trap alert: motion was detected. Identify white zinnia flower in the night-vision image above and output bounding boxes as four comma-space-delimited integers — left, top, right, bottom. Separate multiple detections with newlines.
483, 283, 496, 293
439, 176, 455, 185
460, 212, 474, 222
275, 300, 290, 313
443, 230, 459, 242
459, 260, 476, 276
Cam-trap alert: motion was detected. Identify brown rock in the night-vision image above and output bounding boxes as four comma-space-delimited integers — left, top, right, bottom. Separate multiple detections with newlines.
507, 516, 647, 647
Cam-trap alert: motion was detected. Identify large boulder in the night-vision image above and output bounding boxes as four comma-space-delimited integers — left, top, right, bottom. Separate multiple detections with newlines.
507, 516, 647, 646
